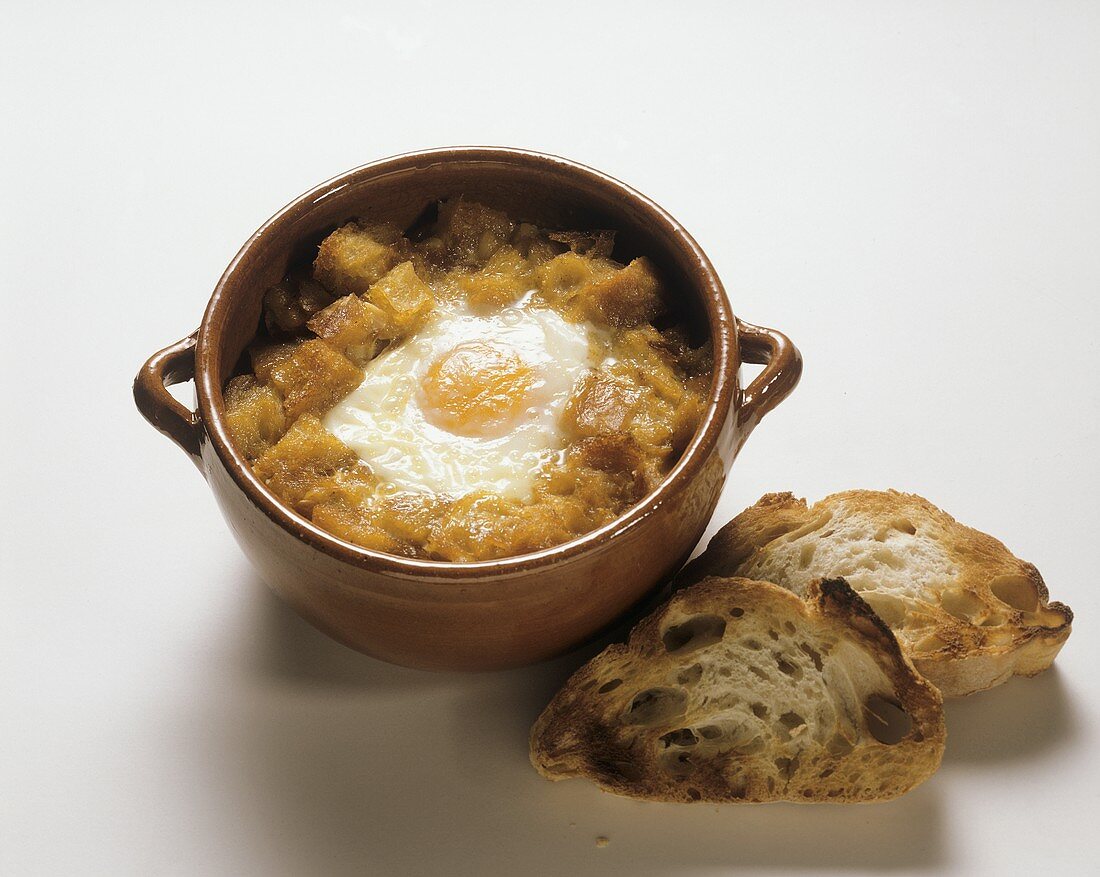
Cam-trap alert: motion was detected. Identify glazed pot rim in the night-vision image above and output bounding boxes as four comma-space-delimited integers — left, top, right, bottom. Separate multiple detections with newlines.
194, 147, 738, 580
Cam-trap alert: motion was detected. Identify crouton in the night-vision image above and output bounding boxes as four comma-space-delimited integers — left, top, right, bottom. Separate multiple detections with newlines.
253, 415, 362, 512
307, 295, 394, 365
263, 278, 336, 334
579, 257, 665, 327
315, 491, 442, 557
562, 372, 641, 437
535, 251, 617, 313
367, 262, 435, 335
457, 245, 534, 310
436, 199, 515, 265
314, 222, 405, 295
251, 339, 363, 421
223, 375, 286, 460
548, 229, 616, 258
571, 434, 645, 478
513, 222, 563, 266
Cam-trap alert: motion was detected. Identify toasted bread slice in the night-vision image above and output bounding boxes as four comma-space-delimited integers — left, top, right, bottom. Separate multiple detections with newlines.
530, 576, 945, 803
679, 491, 1073, 697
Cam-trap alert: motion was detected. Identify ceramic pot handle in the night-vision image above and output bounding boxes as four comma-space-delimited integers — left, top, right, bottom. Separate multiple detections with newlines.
134, 331, 204, 469
735, 319, 803, 432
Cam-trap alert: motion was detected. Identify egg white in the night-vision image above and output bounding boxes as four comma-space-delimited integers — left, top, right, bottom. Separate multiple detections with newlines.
324, 294, 601, 501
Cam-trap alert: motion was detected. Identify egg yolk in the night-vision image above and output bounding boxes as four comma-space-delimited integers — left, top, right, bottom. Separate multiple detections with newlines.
420, 341, 537, 437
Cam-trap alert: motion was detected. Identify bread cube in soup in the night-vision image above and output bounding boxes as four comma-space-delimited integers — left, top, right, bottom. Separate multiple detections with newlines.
298, 464, 375, 518
671, 391, 707, 454
436, 199, 515, 265
458, 246, 533, 310
548, 229, 616, 258
580, 257, 665, 327
313, 504, 402, 555
616, 327, 686, 402
297, 279, 336, 315
308, 295, 393, 365
655, 325, 712, 377
367, 262, 435, 335
559, 448, 642, 509
263, 282, 309, 333
357, 221, 405, 246
253, 415, 361, 511
250, 342, 298, 384
263, 278, 336, 334
314, 222, 404, 295
535, 252, 619, 319
252, 339, 363, 421
513, 222, 562, 266
315, 491, 440, 556
428, 493, 522, 562
572, 434, 644, 479
536, 251, 612, 296
224, 375, 286, 460
371, 493, 441, 546
409, 236, 448, 281
562, 372, 640, 437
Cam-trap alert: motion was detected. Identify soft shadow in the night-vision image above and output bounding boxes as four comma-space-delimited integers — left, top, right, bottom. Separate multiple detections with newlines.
210, 586, 949, 876
942, 668, 1078, 764
245, 575, 451, 691
243, 567, 641, 693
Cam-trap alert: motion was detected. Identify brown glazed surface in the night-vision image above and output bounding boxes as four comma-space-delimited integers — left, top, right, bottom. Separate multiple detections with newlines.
134, 148, 802, 670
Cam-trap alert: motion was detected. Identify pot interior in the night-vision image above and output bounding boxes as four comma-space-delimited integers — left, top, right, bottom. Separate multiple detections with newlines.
208, 151, 728, 396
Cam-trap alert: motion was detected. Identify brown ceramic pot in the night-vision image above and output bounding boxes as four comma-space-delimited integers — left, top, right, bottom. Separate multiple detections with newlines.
134, 148, 802, 671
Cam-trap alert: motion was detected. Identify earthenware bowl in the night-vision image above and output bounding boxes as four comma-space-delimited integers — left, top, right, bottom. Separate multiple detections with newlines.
134, 148, 802, 670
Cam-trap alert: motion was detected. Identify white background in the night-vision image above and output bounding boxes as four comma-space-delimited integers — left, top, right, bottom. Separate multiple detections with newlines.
3, 2, 1098, 875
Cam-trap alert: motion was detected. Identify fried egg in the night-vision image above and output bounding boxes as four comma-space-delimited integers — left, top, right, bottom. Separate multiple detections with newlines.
324, 293, 602, 501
